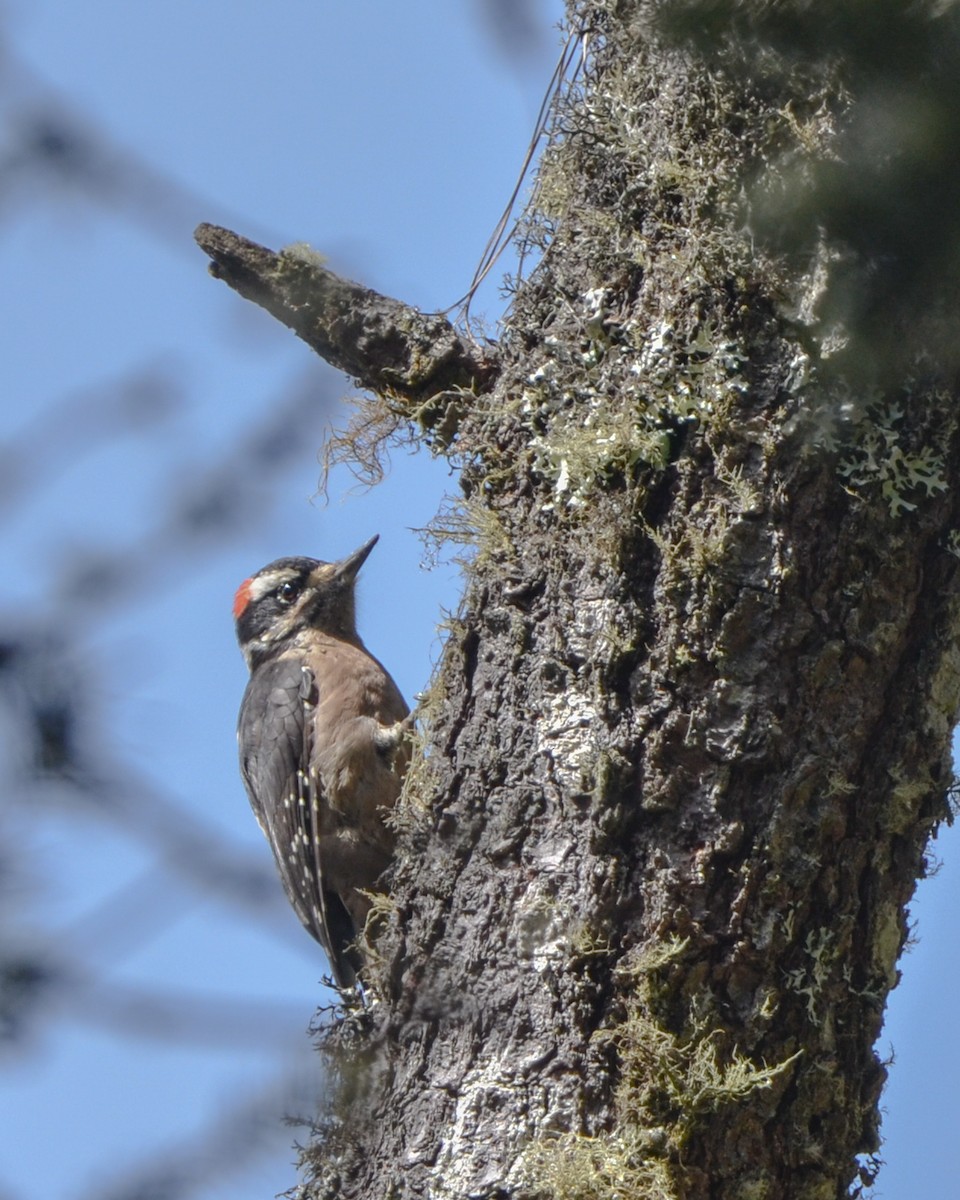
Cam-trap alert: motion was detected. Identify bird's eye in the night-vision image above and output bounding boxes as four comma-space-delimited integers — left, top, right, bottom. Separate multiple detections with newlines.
276, 581, 299, 605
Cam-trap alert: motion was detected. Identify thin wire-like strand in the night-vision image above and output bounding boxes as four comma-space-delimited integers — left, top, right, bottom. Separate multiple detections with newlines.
446, 23, 587, 325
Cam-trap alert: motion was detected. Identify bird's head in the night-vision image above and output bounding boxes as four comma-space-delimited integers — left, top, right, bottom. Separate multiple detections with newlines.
233, 535, 379, 668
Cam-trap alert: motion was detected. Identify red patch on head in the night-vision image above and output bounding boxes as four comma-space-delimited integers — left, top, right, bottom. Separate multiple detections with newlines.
233, 578, 253, 620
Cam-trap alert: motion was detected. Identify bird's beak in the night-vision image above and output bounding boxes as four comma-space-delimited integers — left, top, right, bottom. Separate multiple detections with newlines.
333, 534, 379, 583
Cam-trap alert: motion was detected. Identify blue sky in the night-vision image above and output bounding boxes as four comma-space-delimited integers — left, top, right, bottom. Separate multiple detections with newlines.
0, 4, 955, 1198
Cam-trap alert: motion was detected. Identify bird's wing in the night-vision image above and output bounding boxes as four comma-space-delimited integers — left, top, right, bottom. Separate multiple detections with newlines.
237, 655, 358, 988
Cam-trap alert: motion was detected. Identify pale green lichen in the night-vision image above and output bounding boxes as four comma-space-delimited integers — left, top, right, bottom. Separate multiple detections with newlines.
838, 402, 948, 516
279, 241, 328, 268
518, 938, 800, 1199
783, 928, 836, 1021
517, 1128, 676, 1200
523, 310, 748, 512
884, 764, 934, 836
869, 901, 902, 991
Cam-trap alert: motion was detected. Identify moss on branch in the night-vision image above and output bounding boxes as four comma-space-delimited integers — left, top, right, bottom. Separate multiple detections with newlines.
194, 223, 499, 410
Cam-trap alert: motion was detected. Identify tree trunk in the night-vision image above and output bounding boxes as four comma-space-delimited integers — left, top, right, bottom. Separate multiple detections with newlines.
200, 4, 960, 1197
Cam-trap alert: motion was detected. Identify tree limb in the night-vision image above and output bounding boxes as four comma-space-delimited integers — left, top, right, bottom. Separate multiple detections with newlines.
194, 223, 499, 403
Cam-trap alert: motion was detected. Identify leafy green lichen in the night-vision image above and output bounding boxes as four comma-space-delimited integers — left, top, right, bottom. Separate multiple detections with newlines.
838, 401, 948, 516
518, 938, 800, 1199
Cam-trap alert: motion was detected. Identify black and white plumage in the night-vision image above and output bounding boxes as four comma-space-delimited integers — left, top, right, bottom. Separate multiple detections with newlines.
233, 536, 409, 989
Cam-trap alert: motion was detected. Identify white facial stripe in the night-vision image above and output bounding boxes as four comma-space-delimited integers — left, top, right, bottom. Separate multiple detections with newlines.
249, 567, 301, 602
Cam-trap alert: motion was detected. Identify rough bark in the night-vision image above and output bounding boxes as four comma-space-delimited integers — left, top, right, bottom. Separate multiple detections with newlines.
195, 223, 499, 408
200, 4, 960, 1198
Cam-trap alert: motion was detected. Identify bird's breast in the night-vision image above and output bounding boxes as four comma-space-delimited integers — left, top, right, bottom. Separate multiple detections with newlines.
302, 636, 408, 844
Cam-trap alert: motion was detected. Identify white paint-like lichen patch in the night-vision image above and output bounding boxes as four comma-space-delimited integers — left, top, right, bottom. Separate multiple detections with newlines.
534, 596, 619, 792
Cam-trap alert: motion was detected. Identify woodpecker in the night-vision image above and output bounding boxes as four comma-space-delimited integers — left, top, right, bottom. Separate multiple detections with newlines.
233, 534, 409, 990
